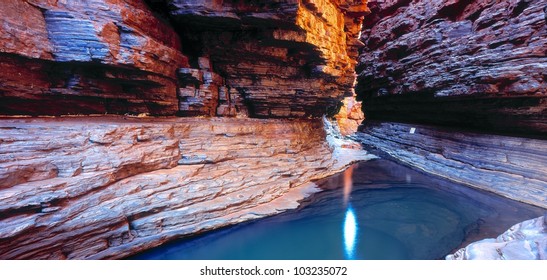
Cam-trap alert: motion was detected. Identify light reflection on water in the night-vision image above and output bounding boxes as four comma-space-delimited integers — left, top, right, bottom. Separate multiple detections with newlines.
343, 165, 354, 206
342, 166, 357, 259
343, 206, 357, 259
130, 159, 545, 260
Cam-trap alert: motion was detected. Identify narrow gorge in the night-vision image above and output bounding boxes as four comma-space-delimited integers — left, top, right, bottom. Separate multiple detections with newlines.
0, 0, 545, 260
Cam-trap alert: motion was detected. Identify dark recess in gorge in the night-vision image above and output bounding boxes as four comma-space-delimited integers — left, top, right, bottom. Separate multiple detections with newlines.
355, 0, 547, 138
0, 0, 368, 119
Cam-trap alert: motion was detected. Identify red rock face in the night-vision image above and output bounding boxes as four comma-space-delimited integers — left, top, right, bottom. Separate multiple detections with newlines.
356, 0, 547, 136
0, 116, 372, 259
162, 0, 369, 117
0, 0, 188, 115
0, 0, 368, 119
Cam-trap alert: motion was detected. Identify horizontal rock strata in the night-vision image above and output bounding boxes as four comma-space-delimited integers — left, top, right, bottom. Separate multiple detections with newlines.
159, 0, 369, 117
353, 122, 547, 209
356, 0, 547, 136
447, 215, 547, 260
0, 0, 187, 115
0, 116, 373, 259
1, 0, 368, 119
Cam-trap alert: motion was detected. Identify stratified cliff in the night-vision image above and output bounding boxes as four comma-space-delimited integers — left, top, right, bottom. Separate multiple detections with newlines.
0, 0, 371, 260
356, 0, 546, 136
0, 0, 368, 118
0, 117, 373, 259
161, 0, 368, 117
0, 0, 187, 115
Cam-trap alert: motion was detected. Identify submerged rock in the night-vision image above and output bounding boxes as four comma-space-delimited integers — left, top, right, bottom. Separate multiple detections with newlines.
447, 215, 547, 260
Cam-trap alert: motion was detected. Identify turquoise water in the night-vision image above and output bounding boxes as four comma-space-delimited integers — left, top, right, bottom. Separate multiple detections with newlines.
131, 159, 545, 260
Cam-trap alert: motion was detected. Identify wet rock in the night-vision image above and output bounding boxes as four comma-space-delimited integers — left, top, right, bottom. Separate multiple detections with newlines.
354, 121, 547, 209
447, 215, 547, 260
356, 0, 547, 136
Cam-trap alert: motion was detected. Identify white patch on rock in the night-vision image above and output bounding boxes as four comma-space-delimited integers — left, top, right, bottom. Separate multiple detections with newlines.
446, 215, 547, 260
322, 116, 378, 167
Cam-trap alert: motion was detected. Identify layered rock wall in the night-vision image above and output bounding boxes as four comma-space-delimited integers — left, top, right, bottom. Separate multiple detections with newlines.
0, 0, 188, 115
356, 0, 547, 136
0, 116, 372, 259
1, 0, 368, 119
162, 0, 369, 117
354, 122, 547, 208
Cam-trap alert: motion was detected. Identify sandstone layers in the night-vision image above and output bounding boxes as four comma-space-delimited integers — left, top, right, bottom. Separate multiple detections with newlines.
0, 0, 187, 115
0, 116, 372, 259
0, 0, 368, 118
356, 0, 547, 136
163, 0, 368, 117
0, 0, 373, 260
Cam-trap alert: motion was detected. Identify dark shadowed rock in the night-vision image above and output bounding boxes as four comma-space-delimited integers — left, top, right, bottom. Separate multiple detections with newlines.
160, 0, 369, 117
356, 0, 547, 136
0, 0, 368, 120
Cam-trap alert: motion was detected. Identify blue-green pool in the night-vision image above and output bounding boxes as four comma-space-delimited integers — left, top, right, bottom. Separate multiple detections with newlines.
130, 159, 545, 260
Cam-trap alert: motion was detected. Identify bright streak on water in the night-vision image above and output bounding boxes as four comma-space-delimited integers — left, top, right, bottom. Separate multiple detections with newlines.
343, 206, 358, 259
342, 165, 354, 206
131, 160, 545, 260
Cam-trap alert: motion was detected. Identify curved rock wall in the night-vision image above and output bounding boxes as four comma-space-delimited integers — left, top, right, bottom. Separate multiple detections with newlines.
356, 0, 547, 136
0, 116, 372, 259
354, 122, 547, 209
162, 0, 369, 117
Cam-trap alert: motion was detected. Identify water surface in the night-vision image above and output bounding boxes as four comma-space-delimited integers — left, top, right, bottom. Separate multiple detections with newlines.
131, 159, 545, 260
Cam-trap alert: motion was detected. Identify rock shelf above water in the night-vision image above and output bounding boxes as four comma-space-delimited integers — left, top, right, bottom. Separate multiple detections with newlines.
0, 116, 373, 259
354, 121, 547, 209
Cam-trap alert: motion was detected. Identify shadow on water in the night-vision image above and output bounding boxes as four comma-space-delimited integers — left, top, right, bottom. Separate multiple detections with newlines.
130, 158, 545, 260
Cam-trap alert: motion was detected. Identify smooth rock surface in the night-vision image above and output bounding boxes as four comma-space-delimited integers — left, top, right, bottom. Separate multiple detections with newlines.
356, 0, 547, 136
447, 215, 547, 260
353, 121, 547, 208
0, 116, 373, 259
